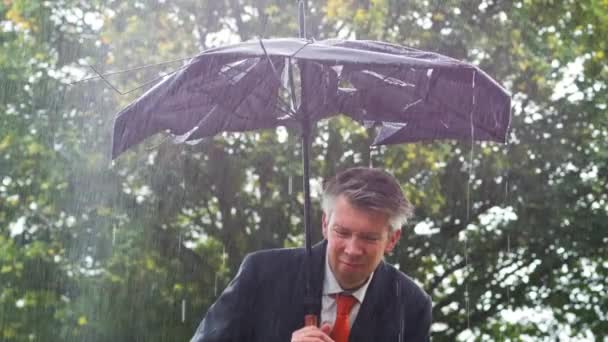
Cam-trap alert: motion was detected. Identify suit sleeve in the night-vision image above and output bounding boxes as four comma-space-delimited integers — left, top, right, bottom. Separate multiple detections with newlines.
409, 293, 432, 342
190, 254, 258, 342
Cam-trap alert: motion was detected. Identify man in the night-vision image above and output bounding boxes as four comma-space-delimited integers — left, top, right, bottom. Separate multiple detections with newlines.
191, 167, 432, 341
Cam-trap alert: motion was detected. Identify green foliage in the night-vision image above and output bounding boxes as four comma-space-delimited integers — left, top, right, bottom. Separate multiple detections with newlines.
1, 0, 607, 341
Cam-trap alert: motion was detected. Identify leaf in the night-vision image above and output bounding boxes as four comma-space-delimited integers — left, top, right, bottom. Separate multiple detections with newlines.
77, 316, 88, 326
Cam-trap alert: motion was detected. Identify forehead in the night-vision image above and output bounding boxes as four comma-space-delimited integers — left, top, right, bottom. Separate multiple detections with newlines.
330, 196, 390, 233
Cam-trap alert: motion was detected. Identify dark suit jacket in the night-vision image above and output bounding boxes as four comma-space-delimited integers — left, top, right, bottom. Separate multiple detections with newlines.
191, 240, 432, 341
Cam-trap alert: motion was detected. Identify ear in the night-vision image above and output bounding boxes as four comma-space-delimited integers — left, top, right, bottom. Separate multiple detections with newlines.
321, 212, 329, 239
384, 229, 401, 253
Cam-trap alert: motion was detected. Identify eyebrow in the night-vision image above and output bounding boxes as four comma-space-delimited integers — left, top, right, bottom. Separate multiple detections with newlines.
332, 225, 383, 238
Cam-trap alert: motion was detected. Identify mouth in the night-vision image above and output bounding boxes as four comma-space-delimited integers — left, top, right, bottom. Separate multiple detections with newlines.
340, 260, 364, 269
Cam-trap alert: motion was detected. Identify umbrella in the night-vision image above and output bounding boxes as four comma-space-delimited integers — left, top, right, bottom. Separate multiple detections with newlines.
112, 38, 510, 155
110, 0, 511, 327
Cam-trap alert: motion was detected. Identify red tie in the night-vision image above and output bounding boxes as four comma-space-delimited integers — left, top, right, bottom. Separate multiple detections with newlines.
330, 294, 357, 342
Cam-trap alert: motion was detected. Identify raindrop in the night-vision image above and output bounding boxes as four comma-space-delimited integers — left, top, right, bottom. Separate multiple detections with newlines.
215, 246, 227, 297
402, 98, 422, 113
504, 170, 512, 311
288, 175, 293, 195
112, 225, 116, 246
507, 234, 511, 306
178, 233, 182, 256
464, 69, 477, 332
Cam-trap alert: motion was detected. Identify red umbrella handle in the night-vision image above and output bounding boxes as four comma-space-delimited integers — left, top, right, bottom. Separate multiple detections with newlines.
304, 314, 318, 327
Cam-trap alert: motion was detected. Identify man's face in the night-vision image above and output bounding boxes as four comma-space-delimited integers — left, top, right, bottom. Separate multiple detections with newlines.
322, 195, 401, 290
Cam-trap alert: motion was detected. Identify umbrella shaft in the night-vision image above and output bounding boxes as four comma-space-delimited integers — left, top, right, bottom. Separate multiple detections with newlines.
301, 118, 313, 270
301, 115, 315, 317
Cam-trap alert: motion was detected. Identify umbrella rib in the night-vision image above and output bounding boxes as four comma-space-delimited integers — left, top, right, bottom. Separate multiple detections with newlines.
71, 55, 197, 85
419, 67, 505, 138
141, 80, 292, 139
249, 68, 298, 119
425, 93, 501, 139
88, 64, 125, 95
339, 65, 421, 121
86, 63, 188, 96
214, 71, 297, 125
347, 65, 502, 138
166, 69, 297, 129
339, 64, 407, 97
246, 66, 306, 121
288, 41, 313, 59
217, 59, 296, 118
287, 58, 299, 117
257, 39, 284, 85
378, 65, 407, 85
220, 61, 260, 85
119, 67, 186, 95
383, 98, 500, 139
258, 39, 298, 119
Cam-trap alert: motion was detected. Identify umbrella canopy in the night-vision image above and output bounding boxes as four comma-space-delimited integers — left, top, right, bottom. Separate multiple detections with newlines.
112, 38, 511, 158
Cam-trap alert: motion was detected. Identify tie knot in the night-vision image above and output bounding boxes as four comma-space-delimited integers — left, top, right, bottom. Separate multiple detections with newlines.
335, 293, 357, 316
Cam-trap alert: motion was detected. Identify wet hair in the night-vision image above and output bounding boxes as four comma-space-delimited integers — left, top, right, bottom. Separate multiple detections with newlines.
321, 167, 414, 230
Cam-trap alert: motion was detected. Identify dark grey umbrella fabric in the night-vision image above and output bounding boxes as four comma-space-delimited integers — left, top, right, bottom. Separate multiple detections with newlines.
112, 38, 511, 158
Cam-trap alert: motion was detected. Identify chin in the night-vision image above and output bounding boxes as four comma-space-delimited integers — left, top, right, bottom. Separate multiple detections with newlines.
339, 274, 367, 289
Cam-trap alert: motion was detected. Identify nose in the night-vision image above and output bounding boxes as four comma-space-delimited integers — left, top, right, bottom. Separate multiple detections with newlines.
344, 237, 364, 257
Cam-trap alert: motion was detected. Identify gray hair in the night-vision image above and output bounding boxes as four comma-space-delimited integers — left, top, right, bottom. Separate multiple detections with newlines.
321, 167, 414, 230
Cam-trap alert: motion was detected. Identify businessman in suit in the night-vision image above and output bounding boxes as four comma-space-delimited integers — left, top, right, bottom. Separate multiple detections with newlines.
191, 167, 432, 341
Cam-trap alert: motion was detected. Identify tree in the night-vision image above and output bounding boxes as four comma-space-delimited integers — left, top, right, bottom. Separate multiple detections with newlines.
1, 0, 606, 341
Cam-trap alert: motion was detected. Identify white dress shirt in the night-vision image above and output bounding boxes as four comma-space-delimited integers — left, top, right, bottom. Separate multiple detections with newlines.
320, 254, 374, 328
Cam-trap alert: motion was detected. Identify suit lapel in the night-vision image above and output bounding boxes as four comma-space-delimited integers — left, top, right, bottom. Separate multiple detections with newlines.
291, 241, 327, 325
309, 240, 326, 317
349, 261, 389, 341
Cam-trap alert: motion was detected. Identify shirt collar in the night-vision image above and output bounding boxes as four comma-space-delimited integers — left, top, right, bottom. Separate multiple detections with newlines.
322, 251, 374, 304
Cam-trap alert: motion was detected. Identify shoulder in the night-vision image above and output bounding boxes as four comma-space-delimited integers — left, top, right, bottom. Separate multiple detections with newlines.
379, 261, 431, 305
247, 246, 305, 259
235, 247, 307, 292
242, 247, 306, 270
381, 262, 432, 338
